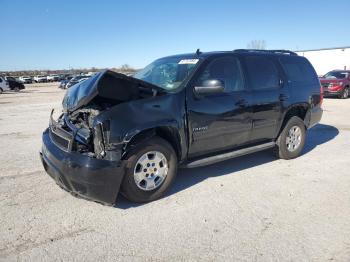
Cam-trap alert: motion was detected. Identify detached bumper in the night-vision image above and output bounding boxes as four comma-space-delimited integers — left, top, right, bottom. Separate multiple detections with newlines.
304, 106, 323, 129
40, 129, 125, 205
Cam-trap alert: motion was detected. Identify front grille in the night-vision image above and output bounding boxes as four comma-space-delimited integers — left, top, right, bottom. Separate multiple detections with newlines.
322, 83, 330, 88
50, 129, 70, 151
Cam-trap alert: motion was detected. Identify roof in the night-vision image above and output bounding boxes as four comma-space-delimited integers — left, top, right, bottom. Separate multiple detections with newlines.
160, 49, 297, 60
295, 46, 350, 52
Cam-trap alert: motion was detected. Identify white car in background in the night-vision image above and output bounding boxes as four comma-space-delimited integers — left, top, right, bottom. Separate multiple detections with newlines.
33, 75, 47, 83
19, 76, 33, 84
0, 76, 10, 93
47, 74, 60, 82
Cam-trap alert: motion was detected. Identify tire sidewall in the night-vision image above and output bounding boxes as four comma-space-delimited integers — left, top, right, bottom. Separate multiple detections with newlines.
278, 116, 306, 159
121, 137, 178, 203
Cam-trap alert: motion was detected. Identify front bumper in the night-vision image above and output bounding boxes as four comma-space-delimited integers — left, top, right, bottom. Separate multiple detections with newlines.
40, 129, 125, 205
323, 89, 343, 97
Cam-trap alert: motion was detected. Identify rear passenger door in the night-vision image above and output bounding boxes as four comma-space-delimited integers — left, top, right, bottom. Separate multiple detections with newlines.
243, 55, 288, 142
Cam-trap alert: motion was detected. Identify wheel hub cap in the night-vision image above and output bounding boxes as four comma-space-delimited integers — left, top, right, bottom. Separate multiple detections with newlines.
133, 151, 168, 191
286, 125, 302, 152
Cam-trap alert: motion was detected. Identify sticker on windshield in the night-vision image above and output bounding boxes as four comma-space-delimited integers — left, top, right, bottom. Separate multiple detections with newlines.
178, 59, 199, 65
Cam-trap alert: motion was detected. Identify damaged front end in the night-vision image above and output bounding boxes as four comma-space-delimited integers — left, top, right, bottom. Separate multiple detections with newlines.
40, 70, 163, 205
49, 105, 123, 162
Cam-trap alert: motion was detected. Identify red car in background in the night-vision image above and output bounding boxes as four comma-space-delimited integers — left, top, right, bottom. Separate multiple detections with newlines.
319, 70, 350, 99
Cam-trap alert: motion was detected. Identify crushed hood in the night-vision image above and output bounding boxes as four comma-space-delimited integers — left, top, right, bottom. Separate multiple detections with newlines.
62, 70, 163, 112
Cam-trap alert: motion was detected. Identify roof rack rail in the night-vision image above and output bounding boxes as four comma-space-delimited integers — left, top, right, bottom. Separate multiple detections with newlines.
233, 49, 298, 56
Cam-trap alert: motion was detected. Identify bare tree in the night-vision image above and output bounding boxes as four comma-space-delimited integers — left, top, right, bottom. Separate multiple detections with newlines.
247, 40, 266, 50
120, 64, 131, 71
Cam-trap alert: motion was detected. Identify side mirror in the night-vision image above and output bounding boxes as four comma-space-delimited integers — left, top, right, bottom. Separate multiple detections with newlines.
194, 79, 225, 95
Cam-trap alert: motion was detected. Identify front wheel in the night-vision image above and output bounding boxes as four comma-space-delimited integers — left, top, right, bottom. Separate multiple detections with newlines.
340, 87, 349, 99
274, 116, 306, 160
121, 137, 178, 203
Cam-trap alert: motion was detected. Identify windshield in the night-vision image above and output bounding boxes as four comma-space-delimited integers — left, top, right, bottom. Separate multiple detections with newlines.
323, 71, 349, 79
133, 56, 200, 90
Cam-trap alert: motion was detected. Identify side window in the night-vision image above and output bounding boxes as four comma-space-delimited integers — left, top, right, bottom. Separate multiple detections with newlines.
244, 56, 280, 90
0, 78, 3, 83
197, 56, 244, 93
279, 56, 318, 85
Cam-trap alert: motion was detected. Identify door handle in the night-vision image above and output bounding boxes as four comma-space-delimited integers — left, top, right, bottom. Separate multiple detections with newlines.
279, 94, 289, 101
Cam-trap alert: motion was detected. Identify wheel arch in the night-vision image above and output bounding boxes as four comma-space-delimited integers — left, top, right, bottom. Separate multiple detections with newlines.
277, 103, 309, 137
122, 126, 183, 161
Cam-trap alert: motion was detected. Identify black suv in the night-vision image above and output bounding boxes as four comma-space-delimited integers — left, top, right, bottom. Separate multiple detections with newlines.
40, 49, 323, 204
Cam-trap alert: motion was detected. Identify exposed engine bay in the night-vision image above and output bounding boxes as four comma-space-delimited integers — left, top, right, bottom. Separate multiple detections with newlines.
50, 70, 164, 161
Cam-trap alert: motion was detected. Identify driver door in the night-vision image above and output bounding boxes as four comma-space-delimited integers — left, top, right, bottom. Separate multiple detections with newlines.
186, 55, 252, 158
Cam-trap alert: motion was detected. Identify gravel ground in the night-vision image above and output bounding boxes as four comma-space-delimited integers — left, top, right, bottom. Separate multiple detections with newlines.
0, 83, 349, 262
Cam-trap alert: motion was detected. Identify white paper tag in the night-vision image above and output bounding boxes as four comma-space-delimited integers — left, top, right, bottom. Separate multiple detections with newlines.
178, 59, 199, 65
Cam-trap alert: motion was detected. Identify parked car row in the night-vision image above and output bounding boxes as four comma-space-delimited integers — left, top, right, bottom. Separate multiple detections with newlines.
4, 73, 96, 84
1, 73, 96, 93
31, 74, 73, 83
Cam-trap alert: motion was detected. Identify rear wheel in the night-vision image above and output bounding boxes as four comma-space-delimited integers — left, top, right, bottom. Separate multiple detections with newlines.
274, 116, 306, 160
0, 88, 3, 94
14, 87, 20, 92
121, 137, 178, 203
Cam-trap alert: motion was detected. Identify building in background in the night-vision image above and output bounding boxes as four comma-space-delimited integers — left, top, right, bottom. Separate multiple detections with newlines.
296, 46, 350, 76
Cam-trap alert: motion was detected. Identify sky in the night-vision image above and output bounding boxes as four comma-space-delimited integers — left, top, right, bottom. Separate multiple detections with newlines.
1, 0, 350, 71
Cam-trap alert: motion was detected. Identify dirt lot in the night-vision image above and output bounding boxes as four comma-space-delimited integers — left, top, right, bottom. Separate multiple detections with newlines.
0, 83, 349, 261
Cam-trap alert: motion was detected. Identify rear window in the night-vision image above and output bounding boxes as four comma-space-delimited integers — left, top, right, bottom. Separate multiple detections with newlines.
279, 56, 318, 85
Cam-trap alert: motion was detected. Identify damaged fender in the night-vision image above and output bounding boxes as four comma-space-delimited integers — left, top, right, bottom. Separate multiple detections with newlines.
92, 91, 188, 162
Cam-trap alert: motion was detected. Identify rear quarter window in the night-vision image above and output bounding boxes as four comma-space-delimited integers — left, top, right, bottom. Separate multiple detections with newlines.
279, 56, 318, 85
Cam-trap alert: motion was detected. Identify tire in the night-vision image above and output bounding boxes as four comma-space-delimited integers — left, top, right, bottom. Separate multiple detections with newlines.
340, 87, 349, 99
14, 87, 19, 92
0, 88, 3, 94
121, 137, 178, 203
274, 116, 306, 160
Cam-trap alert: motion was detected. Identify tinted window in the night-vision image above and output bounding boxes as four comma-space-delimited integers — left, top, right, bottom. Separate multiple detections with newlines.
0, 78, 2, 83
197, 56, 244, 92
279, 56, 318, 84
244, 56, 279, 90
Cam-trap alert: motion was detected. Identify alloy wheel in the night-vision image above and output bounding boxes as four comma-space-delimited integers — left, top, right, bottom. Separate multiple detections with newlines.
286, 125, 302, 152
133, 151, 169, 191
